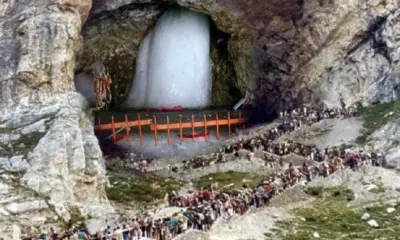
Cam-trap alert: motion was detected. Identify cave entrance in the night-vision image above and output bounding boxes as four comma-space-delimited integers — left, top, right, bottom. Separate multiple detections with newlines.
75, 5, 254, 158
75, 6, 243, 112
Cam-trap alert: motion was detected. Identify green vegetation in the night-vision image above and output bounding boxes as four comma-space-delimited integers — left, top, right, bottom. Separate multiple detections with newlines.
68, 206, 90, 227
338, 142, 356, 150
306, 186, 355, 201
196, 171, 265, 190
0, 127, 15, 134
268, 186, 399, 239
269, 200, 400, 240
106, 174, 183, 204
356, 101, 400, 144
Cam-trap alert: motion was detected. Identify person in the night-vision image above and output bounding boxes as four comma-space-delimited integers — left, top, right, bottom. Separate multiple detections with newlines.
77, 229, 88, 240
141, 159, 148, 173
131, 218, 141, 240
39, 230, 47, 240
347, 153, 357, 171
168, 216, 179, 236
279, 156, 284, 167
340, 97, 346, 112
199, 187, 205, 203
48, 227, 57, 240
70, 230, 79, 240
114, 226, 123, 240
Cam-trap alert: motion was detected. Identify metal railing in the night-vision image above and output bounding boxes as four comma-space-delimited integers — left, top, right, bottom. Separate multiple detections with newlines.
94, 111, 247, 146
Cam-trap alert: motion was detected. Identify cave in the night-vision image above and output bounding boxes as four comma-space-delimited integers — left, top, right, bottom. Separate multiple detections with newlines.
73, 4, 259, 158
74, 5, 247, 110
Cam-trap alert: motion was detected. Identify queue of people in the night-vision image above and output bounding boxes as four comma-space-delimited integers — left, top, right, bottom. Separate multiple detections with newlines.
23, 104, 382, 240
71, 148, 379, 240
173, 104, 360, 172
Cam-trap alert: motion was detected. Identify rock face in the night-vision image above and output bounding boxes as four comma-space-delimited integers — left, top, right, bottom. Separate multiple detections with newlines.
368, 117, 400, 168
0, 0, 90, 117
0, 0, 111, 235
0, 94, 112, 235
84, 0, 400, 112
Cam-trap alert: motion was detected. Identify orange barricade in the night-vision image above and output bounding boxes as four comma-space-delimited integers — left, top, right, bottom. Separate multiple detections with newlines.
191, 114, 196, 143
153, 116, 158, 146
138, 113, 143, 146
179, 115, 183, 144
125, 114, 131, 145
96, 111, 246, 146
203, 114, 208, 142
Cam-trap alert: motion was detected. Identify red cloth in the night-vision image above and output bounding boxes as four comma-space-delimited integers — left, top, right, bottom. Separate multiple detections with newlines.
113, 135, 125, 143
264, 184, 272, 191
159, 105, 183, 111
199, 190, 205, 197
159, 105, 168, 111
172, 105, 183, 111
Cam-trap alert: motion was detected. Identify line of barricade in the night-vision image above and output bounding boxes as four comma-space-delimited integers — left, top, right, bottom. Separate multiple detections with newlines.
94, 111, 247, 146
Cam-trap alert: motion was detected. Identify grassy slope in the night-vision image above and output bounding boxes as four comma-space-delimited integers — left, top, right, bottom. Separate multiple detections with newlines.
196, 170, 265, 191
106, 173, 183, 204
267, 187, 400, 240
356, 101, 400, 144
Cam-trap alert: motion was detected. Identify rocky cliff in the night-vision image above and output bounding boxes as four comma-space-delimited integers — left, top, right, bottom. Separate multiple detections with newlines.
1, 0, 400, 236
0, 0, 111, 236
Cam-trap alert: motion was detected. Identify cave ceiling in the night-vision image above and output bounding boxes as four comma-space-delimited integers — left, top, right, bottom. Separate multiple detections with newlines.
79, 0, 400, 113
78, 0, 251, 106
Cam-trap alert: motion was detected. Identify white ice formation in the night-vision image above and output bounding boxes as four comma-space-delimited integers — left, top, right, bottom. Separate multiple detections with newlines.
123, 8, 212, 109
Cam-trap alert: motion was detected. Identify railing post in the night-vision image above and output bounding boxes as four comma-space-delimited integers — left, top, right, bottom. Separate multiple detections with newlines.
179, 115, 183, 144
191, 114, 196, 143
111, 115, 116, 143
203, 114, 208, 142
153, 116, 158, 146
138, 113, 143, 146
228, 111, 231, 136
167, 115, 171, 145
125, 114, 131, 145
216, 113, 220, 139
